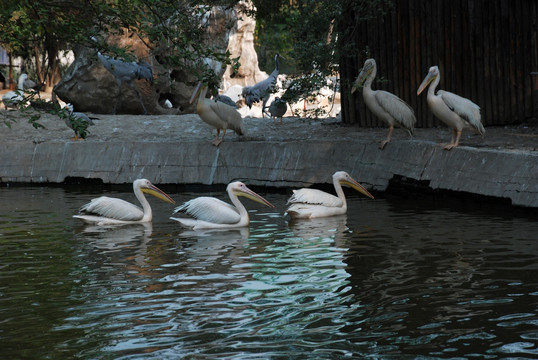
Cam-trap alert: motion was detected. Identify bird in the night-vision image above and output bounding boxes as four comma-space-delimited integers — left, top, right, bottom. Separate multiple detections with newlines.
170, 181, 275, 230
190, 81, 245, 146
417, 65, 485, 150
63, 103, 98, 140
2, 74, 35, 109
214, 94, 238, 108
96, 51, 153, 114
241, 53, 282, 117
268, 97, 287, 124
286, 171, 374, 219
352, 58, 416, 149
73, 179, 175, 225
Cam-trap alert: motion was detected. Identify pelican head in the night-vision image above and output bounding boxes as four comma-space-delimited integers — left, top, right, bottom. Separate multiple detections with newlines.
334, 171, 374, 199
351, 58, 376, 94
136, 179, 176, 204
228, 181, 275, 209
417, 66, 440, 95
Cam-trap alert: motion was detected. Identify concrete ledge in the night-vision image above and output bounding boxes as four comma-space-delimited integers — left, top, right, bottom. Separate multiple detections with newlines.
0, 114, 536, 207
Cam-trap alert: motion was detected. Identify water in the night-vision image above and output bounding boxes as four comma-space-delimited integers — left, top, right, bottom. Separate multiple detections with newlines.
1, 185, 537, 359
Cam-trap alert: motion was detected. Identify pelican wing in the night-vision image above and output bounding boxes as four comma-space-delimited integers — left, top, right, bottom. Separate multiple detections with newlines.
287, 188, 343, 207
207, 101, 245, 135
173, 197, 241, 224
375, 90, 416, 132
438, 90, 484, 135
79, 196, 144, 221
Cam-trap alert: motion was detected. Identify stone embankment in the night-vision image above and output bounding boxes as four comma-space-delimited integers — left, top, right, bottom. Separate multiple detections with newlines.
1, 113, 536, 208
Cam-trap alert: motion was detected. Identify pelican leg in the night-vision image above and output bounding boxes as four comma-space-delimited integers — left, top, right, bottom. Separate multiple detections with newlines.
380, 126, 394, 150
212, 129, 224, 147
444, 130, 462, 150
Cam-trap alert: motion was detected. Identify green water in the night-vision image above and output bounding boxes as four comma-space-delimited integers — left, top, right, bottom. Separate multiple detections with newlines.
1, 186, 537, 359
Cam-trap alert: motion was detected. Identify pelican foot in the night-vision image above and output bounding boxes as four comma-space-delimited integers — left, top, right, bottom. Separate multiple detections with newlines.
212, 139, 223, 147
379, 140, 390, 150
443, 143, 457, 150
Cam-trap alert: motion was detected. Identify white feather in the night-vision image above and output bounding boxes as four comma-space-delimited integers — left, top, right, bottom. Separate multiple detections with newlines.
173, 197, 241, 224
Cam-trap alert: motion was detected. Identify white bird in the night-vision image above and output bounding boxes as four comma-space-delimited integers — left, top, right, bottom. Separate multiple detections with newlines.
96, 51, 153, 114
242, 53, 282, 117
190, 81, 245, 146
170, 181, 275, 230
73, 179, 175, 225
352, 58, 416, 149
64, 103, 98, 140
2, 74, 35, 109
417, 65, 485, 150
268, 97, 287, 124
286, 171, 374, 219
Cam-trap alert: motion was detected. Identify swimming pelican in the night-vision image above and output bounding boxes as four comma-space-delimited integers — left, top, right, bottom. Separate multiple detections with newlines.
417, 65, 485, 150
352, 58, 416, 149
170, 181, 275, 230
286, 171, 374, 219
73, 179, 175, 225
190, 81, 245, 146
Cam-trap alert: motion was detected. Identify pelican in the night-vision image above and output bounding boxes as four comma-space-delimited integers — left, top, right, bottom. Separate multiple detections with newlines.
170, 181, 275, 230
268, 97, 287, 124
242, 53, 282, 116
286, 171, 374, 219
190, 81, 245, 146
417, 66, 485, 150
73, 179, 175, 225
352, 58, 416, 149
2, 74, 35, 109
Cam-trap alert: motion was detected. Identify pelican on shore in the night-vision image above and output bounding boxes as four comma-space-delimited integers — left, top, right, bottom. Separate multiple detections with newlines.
286, 171, 374, 219
190, 81, 245, 146
170, 181, 275, 230
417, 65, 485, 150
352, 58, 416, 149
73, 179, 175, 225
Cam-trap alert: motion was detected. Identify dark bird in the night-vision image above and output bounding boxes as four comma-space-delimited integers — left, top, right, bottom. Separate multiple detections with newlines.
352, 58, 416, 150
96, 51, 153, 114
417, 65, 484, 150
241, 53, 282, 117
268, 97, 287, 124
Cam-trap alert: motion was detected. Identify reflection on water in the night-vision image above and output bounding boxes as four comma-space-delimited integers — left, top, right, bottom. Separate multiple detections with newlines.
0, 186, 537, 359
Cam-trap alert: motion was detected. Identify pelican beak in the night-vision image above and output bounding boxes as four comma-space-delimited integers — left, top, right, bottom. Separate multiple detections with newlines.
142, 184, 176, 204
351, 64, 371, 94
341, 179, 375, 200
417, 72, 435, 96
189, 81, 203, 104
236, 187, 276, 209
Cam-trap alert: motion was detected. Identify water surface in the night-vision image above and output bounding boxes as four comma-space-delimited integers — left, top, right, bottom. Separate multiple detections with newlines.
1, 185, 537, 359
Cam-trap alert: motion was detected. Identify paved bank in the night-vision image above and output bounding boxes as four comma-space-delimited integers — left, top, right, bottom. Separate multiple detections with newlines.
1, 112, 537, 207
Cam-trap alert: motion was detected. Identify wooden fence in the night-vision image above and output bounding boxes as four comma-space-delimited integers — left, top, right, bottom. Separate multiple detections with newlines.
340, 0, 538, 127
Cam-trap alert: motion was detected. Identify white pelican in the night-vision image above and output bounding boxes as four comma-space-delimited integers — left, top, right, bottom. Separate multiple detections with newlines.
2, 74, 35, 109
286, 171, 374, 219
190, 81, 245, 146
417, 65, 485, 150
352, 58, 416, 149
170, 181, 275, 230
73, 179, 175, 225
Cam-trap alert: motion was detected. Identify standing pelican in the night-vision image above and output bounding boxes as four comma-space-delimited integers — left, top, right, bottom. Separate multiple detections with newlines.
417, 66, 484, 150
286, 171, 374, 219
190, 81, 245, 146
242, 53, 282, 116
352, 58, 416, 149
73, 179, 175, 225
170, 181, 275, 230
